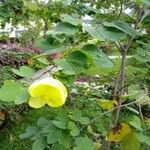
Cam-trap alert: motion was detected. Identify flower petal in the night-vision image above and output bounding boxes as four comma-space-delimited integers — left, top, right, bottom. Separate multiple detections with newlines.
28, 97, 46, 108
28, 77, 67, 108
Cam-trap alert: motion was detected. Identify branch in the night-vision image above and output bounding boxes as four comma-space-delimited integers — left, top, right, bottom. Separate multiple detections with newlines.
80, 84, 148, 132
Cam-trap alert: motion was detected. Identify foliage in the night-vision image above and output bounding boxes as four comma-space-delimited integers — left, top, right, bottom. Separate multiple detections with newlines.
0, 0, 150, 149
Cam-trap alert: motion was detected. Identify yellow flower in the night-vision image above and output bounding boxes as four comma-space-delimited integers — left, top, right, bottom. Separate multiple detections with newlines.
107, 123, 131, 142
99, 99, 118, 110
28, 77, 67, 108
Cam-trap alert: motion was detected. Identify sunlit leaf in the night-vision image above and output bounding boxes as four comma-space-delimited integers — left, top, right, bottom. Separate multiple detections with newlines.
12, 66, 35, 77
107, 123, 131, 142
121, 131, 140, 150
99, 99, 118, 110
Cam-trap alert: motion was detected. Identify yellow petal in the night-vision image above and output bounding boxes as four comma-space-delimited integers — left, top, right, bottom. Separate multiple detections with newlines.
28, 97, 46, 108
107, 123, 131, 142
99, 99, 117, 110
28, 77, 67, 108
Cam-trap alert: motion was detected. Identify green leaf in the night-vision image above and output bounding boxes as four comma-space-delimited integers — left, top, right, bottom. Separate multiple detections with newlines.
47, 125, 61, 144
54, 71, 75, 85
19, 126, 38, 139
83, 24, 127, 41
32, 137, 47, 150
129, 116, 142, 131
135, 132, 150, 145
79, 117, 90, 125
51, 144, 66, 150
53, 120, 67, 129
35, 36, 66, 54
142, 0, 150, 6
61, 14, 83, 26
121, 131, 140, 150
73, 137, 95, 150
82, 44, 114, 68
12, 66, 35, 77
65, 50, 88, 74
133, 48, 150, 63
125, 106, 139, 115
54, 59, 75, 75
37, 117, 49, 127
0, 80, 29, 104
103, 20, 140, 36
58, 132, 72, 149
52, 22, 79, 35
36, 57, 50, 65
68, 121, 79, 137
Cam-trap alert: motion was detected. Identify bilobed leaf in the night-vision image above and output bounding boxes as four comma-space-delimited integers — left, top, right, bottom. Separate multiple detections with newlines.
19, 126, 38, 139
32, 137, 47, 150
82, 44, 114, 68
0, 80, 29, 104
83, 24, 127, 41
52, 22, 79, 35
73, 137, 95, 150
121, 131, 140, 150
37, 117, 49, 127
65, 50, 88, 74
103, 20, 140, 36
47, 125, 61, 144
35, 36, 66, 54
58, 132, 72, 149
53, 120, 67, 129
12, 66, 35, 77
68, 121, 79, 137
61, 14, 83, 26
79, 117, 90, 125
54, 59, 75, 75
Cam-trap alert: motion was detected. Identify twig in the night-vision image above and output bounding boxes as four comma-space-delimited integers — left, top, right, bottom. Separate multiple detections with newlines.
117, 0, 123, 19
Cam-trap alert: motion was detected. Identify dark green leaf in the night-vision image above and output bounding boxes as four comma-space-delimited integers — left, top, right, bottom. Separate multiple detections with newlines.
65, 50, 88, 74
103, 20, 140, 36
51, 144, 66, 150
82, 44, 114, 68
